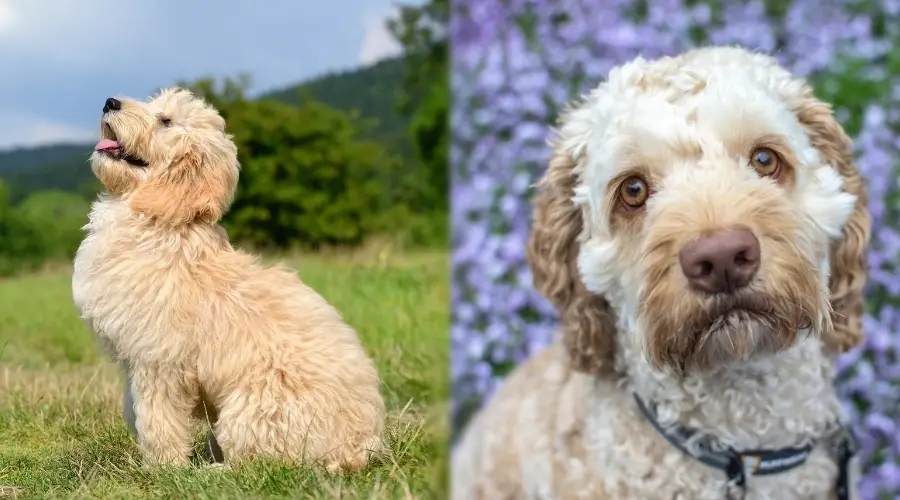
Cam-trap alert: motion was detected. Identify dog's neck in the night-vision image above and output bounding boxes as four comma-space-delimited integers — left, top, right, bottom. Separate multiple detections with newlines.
616, 333, 844, 451
85, 194, 231, 253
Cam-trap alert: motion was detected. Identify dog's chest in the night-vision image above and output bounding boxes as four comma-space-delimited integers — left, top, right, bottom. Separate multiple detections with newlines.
566, 392, 843, 500
72, 204, 121, 320
72, 203, 194, 359
73, 233, 136, 345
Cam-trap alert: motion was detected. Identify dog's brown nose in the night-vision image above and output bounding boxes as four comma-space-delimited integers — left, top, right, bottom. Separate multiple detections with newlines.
678, 226, 760, 294
103, 97, 121, 114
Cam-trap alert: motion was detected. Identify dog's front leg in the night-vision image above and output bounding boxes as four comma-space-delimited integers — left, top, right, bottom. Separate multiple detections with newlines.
130, 367, 195, 467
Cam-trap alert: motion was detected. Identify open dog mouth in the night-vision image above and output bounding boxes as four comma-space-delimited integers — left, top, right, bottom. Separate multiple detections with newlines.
95, 124, 148, 167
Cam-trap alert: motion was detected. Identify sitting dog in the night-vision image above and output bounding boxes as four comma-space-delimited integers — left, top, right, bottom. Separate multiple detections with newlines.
452, 46, 870, 499
72, 88, 385, 471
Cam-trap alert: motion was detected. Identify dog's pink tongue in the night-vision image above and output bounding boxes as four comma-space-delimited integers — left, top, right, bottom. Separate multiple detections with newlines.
95, 138, 120, 151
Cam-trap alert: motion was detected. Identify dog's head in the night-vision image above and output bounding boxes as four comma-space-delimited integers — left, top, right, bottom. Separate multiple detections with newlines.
527, 47, 870, 376
91, 87, 239, 226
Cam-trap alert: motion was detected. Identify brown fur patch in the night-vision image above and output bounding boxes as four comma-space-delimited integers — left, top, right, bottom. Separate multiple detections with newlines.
527, 152, 618, 375
130, 147, 237, 226
790, 93, 871, 354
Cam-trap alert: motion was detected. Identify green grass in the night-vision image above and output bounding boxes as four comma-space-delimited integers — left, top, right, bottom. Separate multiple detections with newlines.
0, 249, 449, 499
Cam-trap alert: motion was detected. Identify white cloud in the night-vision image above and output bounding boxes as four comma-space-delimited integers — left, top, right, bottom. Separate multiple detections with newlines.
0, 0, 150, 67
358, 7, 402, 65
0, 112, 95, 149
0, 2, 16, 31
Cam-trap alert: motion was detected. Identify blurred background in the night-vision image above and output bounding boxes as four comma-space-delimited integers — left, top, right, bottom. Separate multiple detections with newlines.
0, 0, 450, 498
450, 1, 900, 498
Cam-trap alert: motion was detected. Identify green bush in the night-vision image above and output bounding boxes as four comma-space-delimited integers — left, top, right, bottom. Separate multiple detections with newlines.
15, 190, 90, 260
222, 97, 402, 248
186, 79, 425, 250
0, 182, 47, 277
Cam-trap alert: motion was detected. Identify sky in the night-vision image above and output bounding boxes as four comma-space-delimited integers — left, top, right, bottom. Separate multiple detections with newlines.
0, 0, 422, 150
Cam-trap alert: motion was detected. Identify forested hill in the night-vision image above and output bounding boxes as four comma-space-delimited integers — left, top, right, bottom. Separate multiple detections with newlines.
266, 56, 410, 145
0, 56, 412, 200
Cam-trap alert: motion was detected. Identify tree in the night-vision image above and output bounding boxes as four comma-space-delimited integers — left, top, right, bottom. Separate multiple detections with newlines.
16, 190, 91, 259
388, 0, 449, 216
184, 78, 402, 249
0, 180, 47, 276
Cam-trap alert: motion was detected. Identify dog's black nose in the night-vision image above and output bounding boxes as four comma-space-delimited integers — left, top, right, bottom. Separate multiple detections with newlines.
103, 97, 122, 114
679, 226, 761, 295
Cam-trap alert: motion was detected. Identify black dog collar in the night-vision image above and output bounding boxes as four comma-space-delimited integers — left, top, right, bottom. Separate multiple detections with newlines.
633, 393, 858, 499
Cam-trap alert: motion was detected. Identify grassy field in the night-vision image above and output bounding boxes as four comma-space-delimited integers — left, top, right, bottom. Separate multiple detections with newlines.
0, 248, 449, 499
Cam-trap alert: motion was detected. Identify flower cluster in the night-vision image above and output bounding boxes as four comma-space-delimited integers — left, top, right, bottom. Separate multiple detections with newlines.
450, 0, 900, 497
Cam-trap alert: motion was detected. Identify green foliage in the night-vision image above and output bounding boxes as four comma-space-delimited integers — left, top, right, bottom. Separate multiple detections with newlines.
410, 79, 449, 212
0, 181, 47, 277
266, 58, 413, 148
0, 151, 102, 204
15, 190, 90, 260
185, 78, 402, 248
387, 0, 450, 237
381, 207, 450, 249
0, 144, 88, 175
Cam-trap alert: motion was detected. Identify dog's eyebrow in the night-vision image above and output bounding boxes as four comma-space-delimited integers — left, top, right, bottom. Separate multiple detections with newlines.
614, 116, 703, 164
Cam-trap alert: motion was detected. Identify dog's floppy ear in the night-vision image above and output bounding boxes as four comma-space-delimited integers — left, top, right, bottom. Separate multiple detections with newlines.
792, 92, 872, 354
131, 139, 239, 226
527, 145, 619, 375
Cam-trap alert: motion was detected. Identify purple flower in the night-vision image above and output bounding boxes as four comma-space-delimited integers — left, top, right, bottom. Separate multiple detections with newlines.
451, 1, 900, 497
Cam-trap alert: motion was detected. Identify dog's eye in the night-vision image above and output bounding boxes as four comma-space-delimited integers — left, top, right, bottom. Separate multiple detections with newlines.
159, 116, 172, 127
750, 147, 780, 178
618, 176, 649, 209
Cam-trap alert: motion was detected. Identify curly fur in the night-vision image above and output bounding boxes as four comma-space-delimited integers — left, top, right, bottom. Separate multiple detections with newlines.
72, 88, 385, 471
453, 47, 871, 499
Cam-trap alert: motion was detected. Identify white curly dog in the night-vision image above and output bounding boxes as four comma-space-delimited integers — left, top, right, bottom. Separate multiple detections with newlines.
453, 46, 870, 500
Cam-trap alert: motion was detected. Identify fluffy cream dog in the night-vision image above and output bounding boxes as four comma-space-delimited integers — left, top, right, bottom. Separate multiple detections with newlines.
452, 46, 870, 499
72, 88, 385, 471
